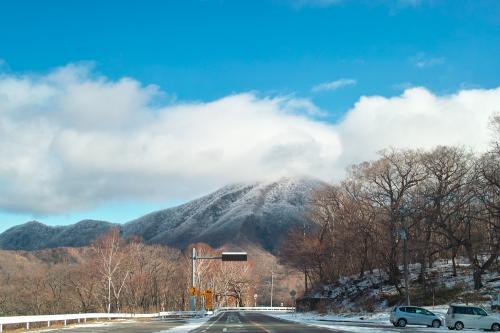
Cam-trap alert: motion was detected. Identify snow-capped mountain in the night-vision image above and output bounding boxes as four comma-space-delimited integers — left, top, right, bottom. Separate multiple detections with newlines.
123, 177, 325, 251
0, 177, 325, 252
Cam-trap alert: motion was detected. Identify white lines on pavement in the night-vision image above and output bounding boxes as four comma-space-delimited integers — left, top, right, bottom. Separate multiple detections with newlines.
203, 312, 224, 331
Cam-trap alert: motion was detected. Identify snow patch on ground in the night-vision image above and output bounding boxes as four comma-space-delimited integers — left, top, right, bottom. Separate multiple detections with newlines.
38, 320, 135, 332
157, 316, 210, 333
307, 257, 499, 312
270, 311, 489, 333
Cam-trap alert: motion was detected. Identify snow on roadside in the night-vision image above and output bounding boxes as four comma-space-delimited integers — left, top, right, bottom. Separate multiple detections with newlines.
269, 311, 487, 333
157, 316, 211, 333
37, 320, 137, 332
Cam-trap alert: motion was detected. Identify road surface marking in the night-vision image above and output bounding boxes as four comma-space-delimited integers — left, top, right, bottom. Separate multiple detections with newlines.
249, 319, 273, 333
200, 312, 224, 332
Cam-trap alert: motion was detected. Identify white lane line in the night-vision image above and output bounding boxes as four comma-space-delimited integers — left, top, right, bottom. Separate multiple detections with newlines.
202, 312, 225, 331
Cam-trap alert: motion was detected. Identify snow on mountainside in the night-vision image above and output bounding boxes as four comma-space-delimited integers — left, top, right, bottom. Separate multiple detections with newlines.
300, 258, 499, 313
0, 177, 326, 252
0, 220, 116, 251
123, 177, 326, 251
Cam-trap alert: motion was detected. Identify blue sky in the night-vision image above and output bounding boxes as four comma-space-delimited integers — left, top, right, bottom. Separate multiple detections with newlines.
0, 0, 499, 231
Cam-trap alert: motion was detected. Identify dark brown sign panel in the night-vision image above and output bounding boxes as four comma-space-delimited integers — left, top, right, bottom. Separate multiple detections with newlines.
221, 252, 247, 261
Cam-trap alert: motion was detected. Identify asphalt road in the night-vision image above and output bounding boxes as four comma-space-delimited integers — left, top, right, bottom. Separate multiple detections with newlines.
193, 312, 451, 333
191, 312, 341, 333
29, 312, 453, 333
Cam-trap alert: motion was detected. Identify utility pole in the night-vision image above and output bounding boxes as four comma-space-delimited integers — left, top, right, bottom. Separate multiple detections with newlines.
107, 276, 111, 314
401, 219, 411, 306
303, 221, 308, 293
270, 265, 274, 308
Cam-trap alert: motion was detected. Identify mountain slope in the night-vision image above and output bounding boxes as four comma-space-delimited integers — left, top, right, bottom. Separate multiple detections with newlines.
0, 177, 325, 251
0, 220, 116, 251
123, 177, 324, 252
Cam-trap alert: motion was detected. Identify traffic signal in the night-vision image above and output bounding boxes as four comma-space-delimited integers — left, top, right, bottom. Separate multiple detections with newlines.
204, 289, 213, 310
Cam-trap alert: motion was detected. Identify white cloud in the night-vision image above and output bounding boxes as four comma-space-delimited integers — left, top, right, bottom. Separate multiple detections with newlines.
0, 65, 341, 214
410, 52, 445, 68
311, 79, 357, 92
336, 87, 499, 173
0, 64, 498, 215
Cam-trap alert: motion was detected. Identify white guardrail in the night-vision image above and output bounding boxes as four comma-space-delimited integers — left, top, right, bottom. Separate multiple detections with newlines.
0, 311, 201, 332
215, 307, 296, 314
0, 307, 294, 332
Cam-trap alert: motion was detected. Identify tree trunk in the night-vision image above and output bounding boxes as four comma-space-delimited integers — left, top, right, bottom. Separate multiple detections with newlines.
473, 268, 483, 290
418, 250, 426, 284
451, 253, 457, 277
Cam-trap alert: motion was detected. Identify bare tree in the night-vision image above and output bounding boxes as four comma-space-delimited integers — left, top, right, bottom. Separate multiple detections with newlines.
91, 227, 129, 313
466, 149, 500, 289
355, 149, 426, 294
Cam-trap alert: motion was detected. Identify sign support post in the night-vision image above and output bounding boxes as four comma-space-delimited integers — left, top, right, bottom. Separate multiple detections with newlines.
190, 249, 247, 311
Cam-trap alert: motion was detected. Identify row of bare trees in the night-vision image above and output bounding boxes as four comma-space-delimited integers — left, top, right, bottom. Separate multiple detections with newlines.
0, 230, 265, 316
0, 230, 188, 315
281, 117, 500, 296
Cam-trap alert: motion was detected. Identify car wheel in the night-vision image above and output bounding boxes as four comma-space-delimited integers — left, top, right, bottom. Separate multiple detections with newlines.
392, 322, 399, 327
491, 323, 500, 332
432, 319, 441, 328
454, 321, 464, 330
397, 318, 407, 328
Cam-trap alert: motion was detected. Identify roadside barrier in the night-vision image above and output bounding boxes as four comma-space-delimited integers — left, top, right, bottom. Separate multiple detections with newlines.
0, 311, 202, 332
214, 306, 296, 314
0, 308, 293, 331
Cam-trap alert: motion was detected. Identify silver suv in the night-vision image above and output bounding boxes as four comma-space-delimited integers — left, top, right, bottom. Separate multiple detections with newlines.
390, 306, 442, 328
446, 304, 500, 331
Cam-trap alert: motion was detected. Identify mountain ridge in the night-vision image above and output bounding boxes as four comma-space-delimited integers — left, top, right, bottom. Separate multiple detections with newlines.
0, 177, 326, 252
0, 219, 116, 251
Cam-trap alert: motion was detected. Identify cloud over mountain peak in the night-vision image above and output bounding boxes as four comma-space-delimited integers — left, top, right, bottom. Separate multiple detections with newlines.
0, 64, 498, 214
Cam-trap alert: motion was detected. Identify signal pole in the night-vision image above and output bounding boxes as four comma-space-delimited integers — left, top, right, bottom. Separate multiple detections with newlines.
190, 248, 197, 311
190, 249, 247, 311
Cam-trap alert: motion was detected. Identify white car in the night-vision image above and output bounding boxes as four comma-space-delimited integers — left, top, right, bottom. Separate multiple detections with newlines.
390, 306, 443, 328
446, 304, 500, 331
